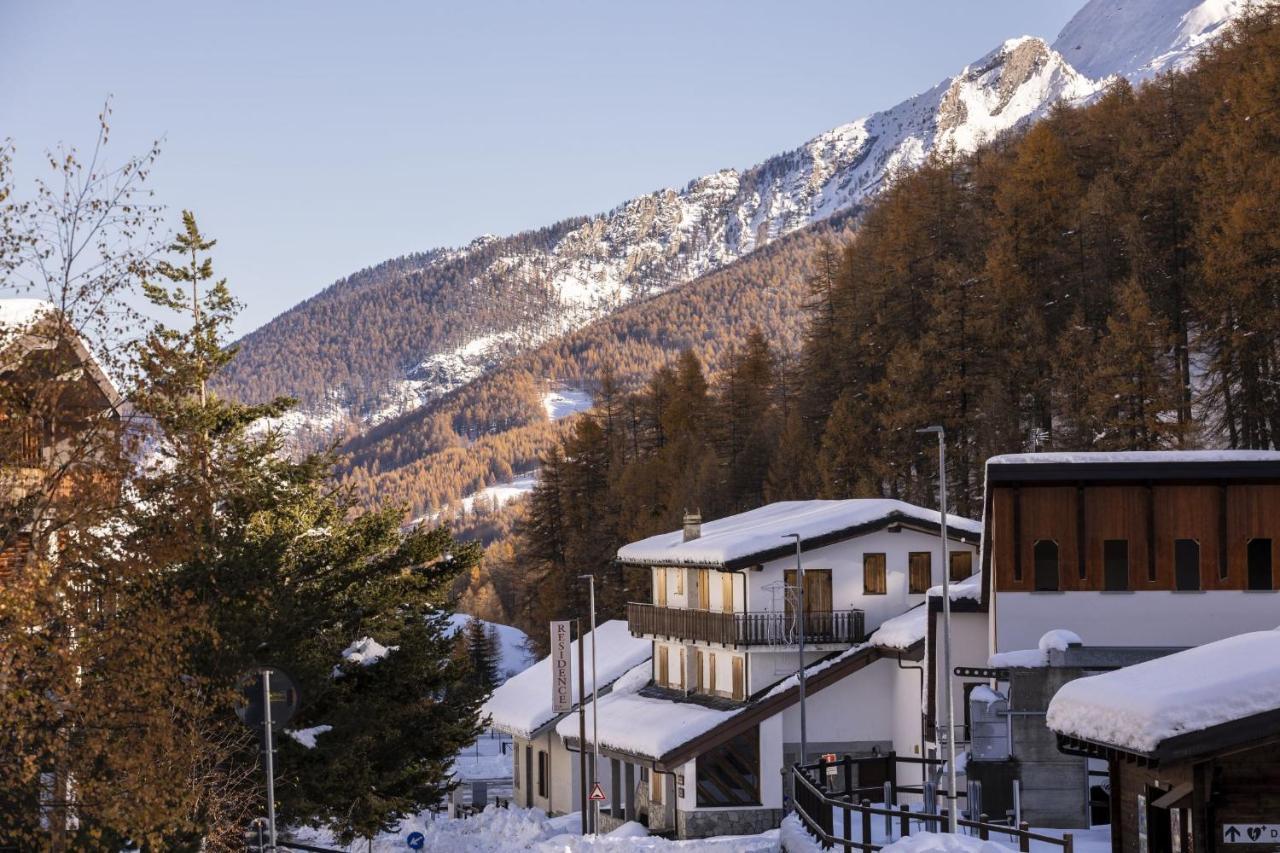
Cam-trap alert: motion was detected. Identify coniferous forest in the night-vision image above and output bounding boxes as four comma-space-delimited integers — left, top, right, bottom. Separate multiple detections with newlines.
509, 8, 1280, 648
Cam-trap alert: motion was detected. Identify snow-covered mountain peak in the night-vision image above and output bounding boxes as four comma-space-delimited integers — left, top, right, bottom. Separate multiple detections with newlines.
1052, 0, 1256, 81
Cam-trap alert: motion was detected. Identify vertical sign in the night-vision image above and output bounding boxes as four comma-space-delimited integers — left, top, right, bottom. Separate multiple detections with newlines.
1137, 794, 1148, 853
551, 620, 572, 713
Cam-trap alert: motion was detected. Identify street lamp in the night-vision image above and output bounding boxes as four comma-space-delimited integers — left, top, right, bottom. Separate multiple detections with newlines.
578, 574, 599, 833
783, 533, 807, 767
917, 425, 958, 833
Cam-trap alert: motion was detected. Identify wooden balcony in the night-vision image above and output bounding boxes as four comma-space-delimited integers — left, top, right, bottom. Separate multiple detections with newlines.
627, 602, 865, 648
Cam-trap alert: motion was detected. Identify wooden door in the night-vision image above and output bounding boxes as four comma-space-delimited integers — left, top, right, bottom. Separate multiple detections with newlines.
655, 567, 667, 607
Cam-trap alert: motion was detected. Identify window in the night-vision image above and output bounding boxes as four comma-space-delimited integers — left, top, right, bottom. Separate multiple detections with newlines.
863, 553, 887, 595
696, 726, 761, 807
656, 645, 669, 687
1175, 539, 1200, 590
1104, 539, 1129, 591
1248, 538, 1273, 591
537, 750, 548, 798
731, 656, 745, 701
722, 572, 734, 612
909, 552, 932, 594
524, 745, 533, 805
949, 551, 973, 582
1034, 540, 1059, 591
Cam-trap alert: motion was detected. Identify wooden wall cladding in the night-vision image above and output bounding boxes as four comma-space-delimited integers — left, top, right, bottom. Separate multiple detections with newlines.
1226, 485, 1280, 590
1083, 486, 1151, 589
1153, 485, 1220, 588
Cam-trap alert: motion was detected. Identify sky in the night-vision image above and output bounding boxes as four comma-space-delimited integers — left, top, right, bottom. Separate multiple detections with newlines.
1, 1, 1082, 337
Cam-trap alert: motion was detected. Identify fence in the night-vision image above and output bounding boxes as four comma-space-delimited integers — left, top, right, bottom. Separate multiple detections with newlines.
626, 602, 865, 647
790, 757, 1073, 853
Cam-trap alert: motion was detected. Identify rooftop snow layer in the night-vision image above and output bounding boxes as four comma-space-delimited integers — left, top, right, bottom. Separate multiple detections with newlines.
617, 500, 981, 567
989, 450, 1280, 465
483, 620, 650, 740
0, 298, 53, 331
1046, 630, 1280, 754
871, 605, 928, 651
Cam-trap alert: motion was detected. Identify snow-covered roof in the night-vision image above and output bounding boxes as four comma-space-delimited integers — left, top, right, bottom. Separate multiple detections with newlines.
617, 500, 982, 569
0, 298, 54, 331
989, 450, 1280, 465
1046, 630, 1280, 755
482, 620, 650, 740
927, 572, 983, 602
871, 605, 928, 651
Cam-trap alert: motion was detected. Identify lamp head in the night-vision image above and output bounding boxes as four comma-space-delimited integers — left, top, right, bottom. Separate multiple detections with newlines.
916, 425, 944, 435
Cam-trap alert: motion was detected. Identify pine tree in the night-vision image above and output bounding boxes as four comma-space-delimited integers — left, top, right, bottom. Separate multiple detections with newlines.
464, 617, 501, 695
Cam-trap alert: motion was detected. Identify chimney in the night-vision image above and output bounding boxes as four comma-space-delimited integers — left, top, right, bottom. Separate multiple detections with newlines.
682, 510, 702, 542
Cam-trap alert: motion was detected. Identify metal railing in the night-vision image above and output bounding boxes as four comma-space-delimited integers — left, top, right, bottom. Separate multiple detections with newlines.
626, 602, 864, 647
791, 757, 1073, 853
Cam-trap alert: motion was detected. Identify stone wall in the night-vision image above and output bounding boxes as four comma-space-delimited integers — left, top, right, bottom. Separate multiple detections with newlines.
677, 807, 785, 838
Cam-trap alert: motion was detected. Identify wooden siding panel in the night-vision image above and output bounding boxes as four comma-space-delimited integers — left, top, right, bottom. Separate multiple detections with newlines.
1083, 486, 1151, 590
992, 487, 1025, 592
1020, 487, 1079, 590
1227, 485, 1280, 590
1153, 486, 1220, 589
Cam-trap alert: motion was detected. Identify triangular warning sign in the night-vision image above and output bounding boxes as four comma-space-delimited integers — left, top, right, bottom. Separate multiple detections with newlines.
589, 782, 607, 801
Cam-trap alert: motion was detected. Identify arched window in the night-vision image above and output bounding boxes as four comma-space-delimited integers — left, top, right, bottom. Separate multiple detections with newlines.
1175, 539, 1200, 590
1034, 540, 1059, 591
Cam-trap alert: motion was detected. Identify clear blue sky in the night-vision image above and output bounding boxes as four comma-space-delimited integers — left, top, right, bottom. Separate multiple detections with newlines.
2, 1, 1081, 337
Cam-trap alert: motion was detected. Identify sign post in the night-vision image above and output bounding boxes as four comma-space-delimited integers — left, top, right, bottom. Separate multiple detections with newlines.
235, 667, 300, 853
550, 621, 572, 713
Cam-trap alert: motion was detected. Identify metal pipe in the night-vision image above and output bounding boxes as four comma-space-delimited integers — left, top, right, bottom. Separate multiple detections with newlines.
262, 670, 278, 852
579, 575, 600, 833
578, 618, 587, 833
784, 533, 806, 765
918, 425, 957, 833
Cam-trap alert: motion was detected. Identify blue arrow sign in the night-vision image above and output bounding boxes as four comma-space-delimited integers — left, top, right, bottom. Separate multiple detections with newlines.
406, 830, 425, 850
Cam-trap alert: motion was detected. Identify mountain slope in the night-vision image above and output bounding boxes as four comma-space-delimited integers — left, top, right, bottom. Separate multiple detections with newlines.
220, 0, 1237, 440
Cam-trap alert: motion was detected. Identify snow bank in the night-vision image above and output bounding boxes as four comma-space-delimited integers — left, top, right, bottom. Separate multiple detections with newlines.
446, 614, 535, 681
618, 500, 980, 567
873, 605, 928, 650
1039, 629, 1082, 653
286, 725, 332, 749
880, 831, 1014, 852
1047, 630, 1280, 754
339, 636, 397, 666
484, 620, 650, 739
543, 387, 592, 421
927, 572, 983, 602
989, 630, 1082, 668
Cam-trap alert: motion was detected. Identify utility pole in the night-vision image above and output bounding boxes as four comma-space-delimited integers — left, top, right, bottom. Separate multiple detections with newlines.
578, 574, 600, 834
577, 618, 588, 835
918, 425, 957, 833
784, 533, 807, 766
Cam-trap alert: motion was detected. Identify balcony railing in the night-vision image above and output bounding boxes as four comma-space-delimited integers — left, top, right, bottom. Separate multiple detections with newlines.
627, 602, 865, 647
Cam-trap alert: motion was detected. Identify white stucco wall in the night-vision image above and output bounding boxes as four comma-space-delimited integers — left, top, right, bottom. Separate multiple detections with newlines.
932, 610, 991, 751
744, 528, 978, 632
780, 658, 897, 745
994, 590, 1280, 651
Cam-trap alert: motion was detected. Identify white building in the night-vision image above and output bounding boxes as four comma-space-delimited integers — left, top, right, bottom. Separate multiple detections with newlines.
567, 499, 981, 838
482, 620, 650, 817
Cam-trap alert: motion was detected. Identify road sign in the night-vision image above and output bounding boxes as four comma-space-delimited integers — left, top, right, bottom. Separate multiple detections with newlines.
406, 830, 426, 849
1224, 825, 1280, 844
234, 668, 301, 729
821, 753, 837, 764
589, 782, 607, 801
550, 621, 572, 713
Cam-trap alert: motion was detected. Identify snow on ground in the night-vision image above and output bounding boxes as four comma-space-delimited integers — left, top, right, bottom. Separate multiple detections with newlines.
544, 387, 593, 421
453, 730, 516, 782
289, 805, 780, 852
872, 605, 928, 650
1047, 629, 1280, 754
781, 810, 1112, 853
485, 620, 651, 740
618, 501, 981, 568
339, 636, 397, 666
446, 614, 536, 681
880, 831, 1014, 852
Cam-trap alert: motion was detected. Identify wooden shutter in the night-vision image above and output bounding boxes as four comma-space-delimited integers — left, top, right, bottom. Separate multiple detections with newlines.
784, 569, 797, 619
863, 553, 887, 594
909, 552, 932, 593
949, 551, 973, 582
722, 572, 734, 612
673, 568, 684, 594
655, 568, 667, 607
708, 652, 718, 695
657, 645, 669, 687
698, 568, 711, 610
651, 770, 663, 804
678, 647, 686, 688
804, 570, 833, 612
731, 656, 745, 700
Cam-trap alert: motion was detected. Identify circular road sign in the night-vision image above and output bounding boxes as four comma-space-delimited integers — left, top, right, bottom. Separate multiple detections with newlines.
234, 668, 301, 729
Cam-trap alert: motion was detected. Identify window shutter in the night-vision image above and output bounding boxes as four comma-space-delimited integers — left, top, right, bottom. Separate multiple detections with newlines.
909, 552, 932, 593
731, 656, 745, 701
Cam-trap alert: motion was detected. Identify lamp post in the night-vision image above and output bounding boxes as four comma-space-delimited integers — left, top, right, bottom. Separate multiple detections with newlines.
917, 425, 957, 833
783, 533, 807, 767
578, 574, 600, 833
